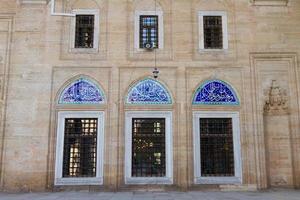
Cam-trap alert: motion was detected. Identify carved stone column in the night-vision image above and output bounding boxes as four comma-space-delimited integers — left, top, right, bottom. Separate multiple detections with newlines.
263, 80, 294, 187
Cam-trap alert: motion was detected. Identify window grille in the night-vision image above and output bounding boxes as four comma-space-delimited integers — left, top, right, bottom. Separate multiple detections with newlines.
203, 16, 223, 49
200, 118, 234, 177
63, 118, 97, 177
75, 15, 95, 48
139, 15, 159, 48
132, 118, 165, 177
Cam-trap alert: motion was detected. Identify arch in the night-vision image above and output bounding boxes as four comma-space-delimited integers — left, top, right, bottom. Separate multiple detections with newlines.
126, 77, 173, 105
192, 79, 240, 105
58, 76, 105, 105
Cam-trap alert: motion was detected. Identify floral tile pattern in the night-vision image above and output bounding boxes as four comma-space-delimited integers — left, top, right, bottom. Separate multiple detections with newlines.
193, 79, 239, 105
126, 78, 172, 104
59, 78, 105, 104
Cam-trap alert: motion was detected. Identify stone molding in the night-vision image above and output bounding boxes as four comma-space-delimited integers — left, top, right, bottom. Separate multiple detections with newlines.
19, 0, 48, 4
250, 52, 298, 189
251, 0, 288, 6
264, 80, 288, 115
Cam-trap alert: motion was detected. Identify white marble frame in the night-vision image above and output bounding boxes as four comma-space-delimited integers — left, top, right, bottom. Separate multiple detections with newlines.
55, 111, 105, 185
134, 11, 164, 50
69, 9, 100, 53
198, 11, 228, 51
125, 111, 173, 184
193, 111, 242, 184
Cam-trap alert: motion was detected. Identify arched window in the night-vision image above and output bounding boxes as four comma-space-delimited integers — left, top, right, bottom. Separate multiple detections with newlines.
192, 80, 242, 185
58, 77, 105, 104
126, 78, 172, 105
55, 76, 105, 186
125, 78, 173, 184
192, 79, 239, 105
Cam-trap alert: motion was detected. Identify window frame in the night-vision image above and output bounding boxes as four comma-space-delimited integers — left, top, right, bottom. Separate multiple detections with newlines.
135, 11, 164, 50
54, 111, 105, 185
70, 9, 100, 53
125, 111, 173, 184
139, 15, 159, 49
193, 111, 242, 184
198, 11, 228, 51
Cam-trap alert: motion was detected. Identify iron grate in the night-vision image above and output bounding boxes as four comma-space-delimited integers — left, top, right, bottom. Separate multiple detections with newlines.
75, 15, 95, 48
200, 118, 234, 177
63, 118, 97, 178
139, 15, 159, 49
132, 118, 165, 177
203, 16, 223, 49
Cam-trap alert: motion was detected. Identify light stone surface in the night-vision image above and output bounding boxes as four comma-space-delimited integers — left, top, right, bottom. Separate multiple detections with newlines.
0, 0, 299, 192
0, 190, 299, 200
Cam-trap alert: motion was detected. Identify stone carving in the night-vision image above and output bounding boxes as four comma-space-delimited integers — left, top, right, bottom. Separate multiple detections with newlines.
59, 78, 105, 104
126, 78, 172, 104
264, 80, 288, 113
193, 79, 239, 105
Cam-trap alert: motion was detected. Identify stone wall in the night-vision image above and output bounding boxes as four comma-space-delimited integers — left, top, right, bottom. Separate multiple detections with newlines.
0, 0, 299, 192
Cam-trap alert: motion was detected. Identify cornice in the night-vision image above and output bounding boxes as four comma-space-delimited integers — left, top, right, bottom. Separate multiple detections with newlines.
251, 0, 288, 6
19, 0, 48, 4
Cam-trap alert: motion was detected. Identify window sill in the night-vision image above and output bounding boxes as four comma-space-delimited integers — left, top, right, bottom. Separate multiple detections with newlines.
194, 177, 241, 185
55, 177, 103, 186
134, 48, 162, 52
199, 48, 228, 53
251, 0, 288, 6
69, 48, 99, 54
125, 177, 173, 185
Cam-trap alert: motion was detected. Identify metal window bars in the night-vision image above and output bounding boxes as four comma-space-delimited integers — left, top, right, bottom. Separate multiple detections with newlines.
132, 118, 166, 177
62, 118, 98, 178
200, 118, 234, 177
203, 16, 223, 49
75, 15, 95, 48
139, 15, 159, 49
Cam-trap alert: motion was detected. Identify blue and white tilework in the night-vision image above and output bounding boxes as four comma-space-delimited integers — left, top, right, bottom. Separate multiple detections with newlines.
126, 78, 172, 104
59, 78, 105, 104
193, 80, 239, 105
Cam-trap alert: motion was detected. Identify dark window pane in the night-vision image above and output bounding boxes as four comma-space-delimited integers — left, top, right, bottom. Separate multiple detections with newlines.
75, 15, 95, 48
139, 15, 159, 48
200, 118, 234, 177
132, 118, 165, 177
63, 118, 97, 177
203, 16, 223, 49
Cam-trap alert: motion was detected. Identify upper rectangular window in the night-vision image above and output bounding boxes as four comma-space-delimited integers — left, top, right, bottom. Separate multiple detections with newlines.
198, 11, 228, 51
75, 15, 95, 48
135, 11, 164, 50
139, 15, 159, 49
70, 9, 100, 53
203, 16, 223, 49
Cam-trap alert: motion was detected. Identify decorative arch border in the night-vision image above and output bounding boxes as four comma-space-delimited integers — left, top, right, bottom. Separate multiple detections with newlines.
125, 77, 173, 105
192, 79, 240, 105
58, 75, 106, 105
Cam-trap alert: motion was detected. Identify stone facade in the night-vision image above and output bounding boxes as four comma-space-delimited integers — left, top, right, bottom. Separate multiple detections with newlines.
0, 0, 299, 192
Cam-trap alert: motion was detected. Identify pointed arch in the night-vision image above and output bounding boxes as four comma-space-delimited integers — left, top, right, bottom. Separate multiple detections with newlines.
192, 79, 240, 105
126, 77, 173, 105
58, 76, 106, 105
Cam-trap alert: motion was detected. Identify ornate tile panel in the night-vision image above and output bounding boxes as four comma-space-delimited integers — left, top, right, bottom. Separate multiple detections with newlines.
192, 80, 239, 105
126, 78, 172, 105
59, 78, 105, 104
